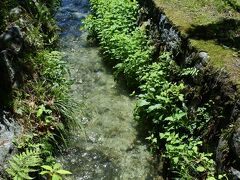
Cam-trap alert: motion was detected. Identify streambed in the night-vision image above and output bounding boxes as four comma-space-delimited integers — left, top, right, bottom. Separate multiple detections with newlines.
55, 0, 155, 179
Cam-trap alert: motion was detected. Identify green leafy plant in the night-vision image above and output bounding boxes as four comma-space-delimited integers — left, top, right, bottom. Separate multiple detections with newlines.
133, 53, 217, 178
40, 163, 72, 180
37, 105, 54, 124
1, 1, 74, 180
14, 50, 71, 133
160, 132, 215, 179
85, 0, 218, 178
6, 149, 42, 180
84, 0, 152, 87
135, 55, 188, 136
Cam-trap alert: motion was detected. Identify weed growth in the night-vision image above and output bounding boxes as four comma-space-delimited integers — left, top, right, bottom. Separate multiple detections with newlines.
2, 1, 73, 179
40, 163, 72, 180
85, 0, 219, 178
7, 49, 73, 179
84, 0, 153, 87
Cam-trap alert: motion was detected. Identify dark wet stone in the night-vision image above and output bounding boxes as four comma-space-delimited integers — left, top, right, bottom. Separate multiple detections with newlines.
10, 7, 23, 16
216, 137, 229, 172
232, 129, 240, 159
231, 120, 240, 162
0, 25, 23, 53
0, 24, 24, 98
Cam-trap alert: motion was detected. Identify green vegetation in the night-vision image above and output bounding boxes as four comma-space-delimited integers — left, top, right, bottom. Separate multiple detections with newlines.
84, 0, 153, 87
10, 28, 71, 180
2, 0, 238, 179
224, 0, 240, 12
135, 55, 216, 179
0, 0, 74, 179
6, 149, 42, 180
153, 0, 240, 88
0, 0, 18, 31
160, 132, 215, 179
40, 163, 72, 180
84, 0, 226, 178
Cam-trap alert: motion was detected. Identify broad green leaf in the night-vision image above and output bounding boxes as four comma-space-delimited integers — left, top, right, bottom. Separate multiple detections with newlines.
149, 88, 155, 92
167, 145, 174, 151
166, 136, 172, 142
175, 111, 186, 120
13, 176, 19, 180
39, 171, 49, 175
159, 133, 164, 138
37, 108, 43, 118
178, 145, 185, 150
41, 165, 53, 171
164, 116, 174, 121
114, 63, 123, 68
218, 175, 223, 179
196, 166, 205, 172
56, 170, 72, 175
206, 177, 216, 180
137, 99, 150, 107
53, 163, 61, 170
192, 146, 198, 153
52, 174, 62, 180
152, 138, 157, 144
178, 94, 184, 102
148, 104, 161, 112
173, 157, 179, 164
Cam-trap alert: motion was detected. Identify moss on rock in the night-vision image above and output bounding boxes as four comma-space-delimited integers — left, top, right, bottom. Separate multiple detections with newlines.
154, 0, 240, 89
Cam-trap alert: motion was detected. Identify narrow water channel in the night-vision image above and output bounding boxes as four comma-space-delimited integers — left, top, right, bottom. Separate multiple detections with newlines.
55, 0, 154, 179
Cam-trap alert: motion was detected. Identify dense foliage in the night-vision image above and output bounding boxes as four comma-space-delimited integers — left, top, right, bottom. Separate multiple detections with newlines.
0, 0, 73, 179
6, 149, 42, 180
84, 0, 154, 87
84, 0, 226, 179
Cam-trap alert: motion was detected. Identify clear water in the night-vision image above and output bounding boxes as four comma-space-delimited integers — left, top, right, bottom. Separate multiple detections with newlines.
55, 0, 155, 179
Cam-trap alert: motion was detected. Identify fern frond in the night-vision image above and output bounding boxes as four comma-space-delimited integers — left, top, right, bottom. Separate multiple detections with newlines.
6, 149, 42, 180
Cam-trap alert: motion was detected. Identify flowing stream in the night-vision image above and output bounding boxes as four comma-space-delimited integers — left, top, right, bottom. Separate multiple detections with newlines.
55, 0, 155, 179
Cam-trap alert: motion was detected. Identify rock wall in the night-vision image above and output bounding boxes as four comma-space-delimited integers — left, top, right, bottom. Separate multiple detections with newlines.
0, 25, 23, 105
138, 0, 240, 177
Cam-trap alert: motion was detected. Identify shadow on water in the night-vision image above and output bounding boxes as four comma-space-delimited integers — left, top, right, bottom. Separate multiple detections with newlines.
186, 18, 240, 50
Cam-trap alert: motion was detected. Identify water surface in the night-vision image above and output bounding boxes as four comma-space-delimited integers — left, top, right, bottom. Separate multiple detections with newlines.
55, 0, 155, 179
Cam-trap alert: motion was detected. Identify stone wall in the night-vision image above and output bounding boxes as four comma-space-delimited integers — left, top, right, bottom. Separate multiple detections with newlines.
138, 0, 240, 177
